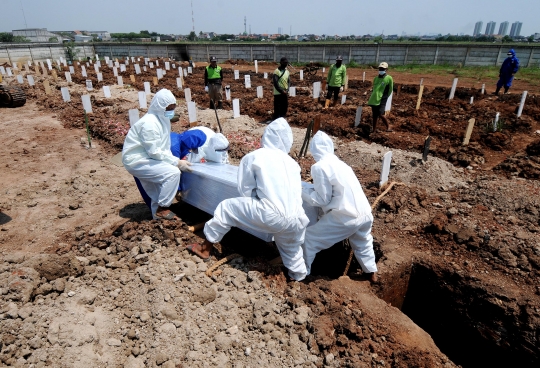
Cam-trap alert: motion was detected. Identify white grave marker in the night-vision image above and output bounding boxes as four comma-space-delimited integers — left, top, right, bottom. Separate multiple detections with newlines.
117, 76, 124, 86
81, 94, 92, 113
178, 67, 183, 76
65, 72, 72, 83
27, 75, 35, 86
144, 82, 151, 95
0, 66, 5, 75
187, 101, 197, 124
47, 60, 52, 70
128, 109, 139, 126
113, 67, 117, 77
183, 69, 187, 77
379, 151, 393, 187
120, 64, 126, 72
61, 87, 71, 102
264, 72, 268, 79
187, 66, 192, 74
493, 112, 500, 132
165, 62, 170, 70
7, 68, 13, 76
184, 88, 192, 102
234, 70, 239, 80
95, 54, 99, 61
517, 91, 528, 118
103, 86, 111, 98
244, 75, 251, 88
149, 62, 154, 69
323, 67, 326, 73
481, 84, 485, 95
96, 60, 101, 68
16, 75, 23, 84
155, 60, 159, 66
362, 71, 365, 82
97, 73, 103, 82
341, 95, 346, 105
256, 86, 263, 98
289, 87, 296, 97
81, 66, 87, 77
86, 80, 93, 91
69, 66, 74, 74
300, 70, 304, 80
138, 92, 147, 109
470, 96, 474, 104
449, 78, 458, 100
225, 85, 231, 100
354, 106, 363, 127
255, 60, 258, 73
94, 64, 99, 73
157, 69, 163, 79
233, 99, 240, 118
176, 78, 183, 89
143, 66, 147, 72
313, 81, 321, 98
134, 64, 141, 74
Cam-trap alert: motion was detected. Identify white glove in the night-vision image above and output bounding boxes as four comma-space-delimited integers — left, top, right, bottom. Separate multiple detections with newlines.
177, 160, 193, 172
204, 86, 209, 93
340, 86, 344, 92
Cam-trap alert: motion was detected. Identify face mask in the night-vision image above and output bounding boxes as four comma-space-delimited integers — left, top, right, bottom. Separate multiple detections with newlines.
379, 70, 386, 75
164, 111, 175, 120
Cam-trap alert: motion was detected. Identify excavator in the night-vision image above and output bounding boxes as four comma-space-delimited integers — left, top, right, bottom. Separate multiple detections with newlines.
0, 84, 26, 108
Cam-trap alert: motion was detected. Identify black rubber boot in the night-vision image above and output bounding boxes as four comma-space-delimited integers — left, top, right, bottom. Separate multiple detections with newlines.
494, 87, 501, 95
217, 101, 223, 109
210, 100, 215, 109
504, 87, 509, 94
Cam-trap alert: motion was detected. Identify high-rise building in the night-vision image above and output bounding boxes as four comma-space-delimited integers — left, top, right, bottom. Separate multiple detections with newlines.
473, 21, 483, 36
509, 21, 523, 37
498, 21, 509, 36
485, 21, 496, 35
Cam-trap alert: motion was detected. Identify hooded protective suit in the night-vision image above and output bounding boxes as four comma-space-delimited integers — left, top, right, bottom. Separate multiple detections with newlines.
301, 131, 377, 275
497, 49, 520, 88
204, 118, 309, 280
122, 89, 180, 218
187, 126, 230, 164
135, 130, 207, 210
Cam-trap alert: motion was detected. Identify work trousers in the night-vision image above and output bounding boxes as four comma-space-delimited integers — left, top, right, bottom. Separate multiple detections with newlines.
302, 212, 377, 275
326, 86, 340, 101
273, 93, 288, 119
208, 83, 222, 105
204, 197, 309, 281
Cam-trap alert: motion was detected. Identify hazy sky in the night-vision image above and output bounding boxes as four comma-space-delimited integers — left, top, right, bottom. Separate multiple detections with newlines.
2, 0, 539, 37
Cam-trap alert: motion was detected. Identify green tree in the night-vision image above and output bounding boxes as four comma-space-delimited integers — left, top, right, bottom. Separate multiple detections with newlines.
0, 32, 14, 42
528, 35, 534, 42
187, 31, 197, 41
275, 34, 289, 41
64, 42, 79, 63
48, 37, 58, 42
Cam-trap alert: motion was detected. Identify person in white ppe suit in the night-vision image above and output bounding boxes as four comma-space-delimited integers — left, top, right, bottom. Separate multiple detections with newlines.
122, 89, 193, 220
186, 118, 310, 281
187, 126, 230, 164
301, 131, 378, 282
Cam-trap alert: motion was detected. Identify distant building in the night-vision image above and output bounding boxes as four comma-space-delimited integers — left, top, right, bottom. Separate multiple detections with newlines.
88, 31, 111, 41
12, 28, 61, 43
485, 21, 496, 35
74, 35, 92, 42
509, 21, 523, 37
473, 21, 483, 36
498, 21, 509, 36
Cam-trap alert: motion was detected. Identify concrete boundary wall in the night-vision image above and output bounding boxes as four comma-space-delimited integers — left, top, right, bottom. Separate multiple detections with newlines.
2, 43, 540, 67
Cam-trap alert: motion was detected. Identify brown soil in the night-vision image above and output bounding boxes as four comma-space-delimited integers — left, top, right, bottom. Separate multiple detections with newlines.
1, 57, 540, 367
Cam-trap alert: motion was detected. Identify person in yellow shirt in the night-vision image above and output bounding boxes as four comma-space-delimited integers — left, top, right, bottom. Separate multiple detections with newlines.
205, 56, 223, 109
272, 57, 290, 118
325, 55, 347, 108
367, 62, 393, 132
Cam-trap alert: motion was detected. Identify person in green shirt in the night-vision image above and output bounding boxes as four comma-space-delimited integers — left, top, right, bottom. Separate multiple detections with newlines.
367, 62, 393, 132
273, 57, 290, 119
205, 56, 224, 109
325, 55, 347, 108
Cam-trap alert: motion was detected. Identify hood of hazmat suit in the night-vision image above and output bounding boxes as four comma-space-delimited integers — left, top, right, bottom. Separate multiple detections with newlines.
238, 118, 304, 218
122, 89, 179, 168
176, 130, 207, 159
260, 117, 293, 153
186, 127, 230, 163
303, 131, 371, 219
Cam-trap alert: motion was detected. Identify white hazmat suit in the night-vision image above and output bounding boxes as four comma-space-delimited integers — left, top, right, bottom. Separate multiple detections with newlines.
301, 131, 377, 275
187, 126, 230, 164
204, 118, 310, 280
122, 89, 180, 218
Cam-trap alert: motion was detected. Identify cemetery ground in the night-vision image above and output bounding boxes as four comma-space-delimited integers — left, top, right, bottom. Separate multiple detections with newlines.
0, 59, 540, 367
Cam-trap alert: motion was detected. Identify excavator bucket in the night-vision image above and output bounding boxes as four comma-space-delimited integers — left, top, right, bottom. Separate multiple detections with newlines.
0, 84, 27, 108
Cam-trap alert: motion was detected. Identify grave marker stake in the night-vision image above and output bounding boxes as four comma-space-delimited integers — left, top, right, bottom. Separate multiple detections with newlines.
462, 118, 475, 146
422, 136, 432, 162
517, 91, 528, 118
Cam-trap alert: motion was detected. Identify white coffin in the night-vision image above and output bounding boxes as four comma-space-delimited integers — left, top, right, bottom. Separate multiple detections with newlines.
180, 162, 318, 242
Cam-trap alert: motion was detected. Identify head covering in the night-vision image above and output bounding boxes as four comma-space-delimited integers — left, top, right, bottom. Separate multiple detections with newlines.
507, 49, 516, 56
309, 131, 334, 162
210, 56, 217, 62
170, 130, 207, 159
280, 57, 288, 63
378, 62, 389, 69
261, 118, 293, 153
209, 133, 230, 151
336, 55, 343, 61
148, 89, 176, 116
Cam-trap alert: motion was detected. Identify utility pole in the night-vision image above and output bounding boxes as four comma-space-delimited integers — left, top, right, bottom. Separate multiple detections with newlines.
191, 0, 195, 32
20, 0, 28, 29
244, 16, 247, 34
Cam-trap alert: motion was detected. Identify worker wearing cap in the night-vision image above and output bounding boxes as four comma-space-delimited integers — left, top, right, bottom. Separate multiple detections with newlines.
273, 57, 290, 119
367, 62, 393, 132
325, 56, 347, 108
205, 56, 224, 109
494, 49, 520, 95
